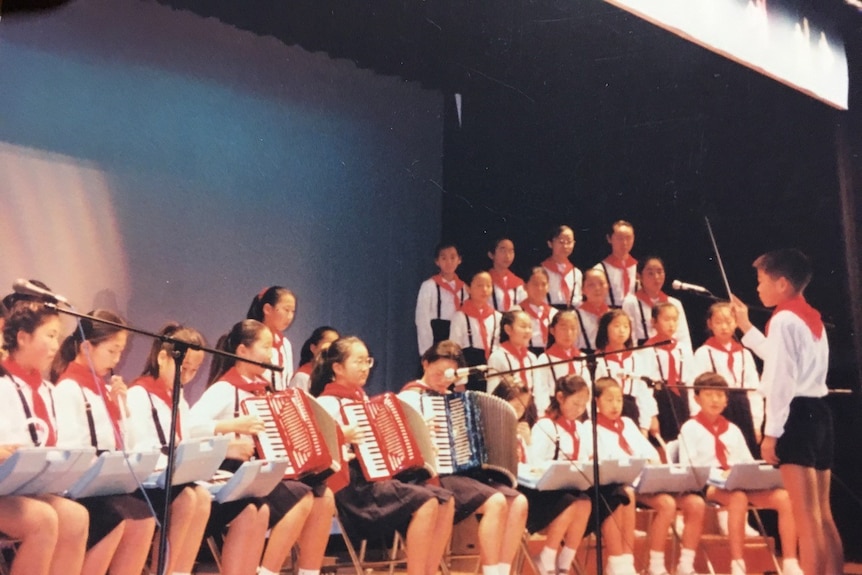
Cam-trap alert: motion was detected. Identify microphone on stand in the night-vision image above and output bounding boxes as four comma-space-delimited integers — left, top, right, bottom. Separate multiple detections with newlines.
670, 279, 712, 295
444, 365, 491, 380
12, 279, 70, 305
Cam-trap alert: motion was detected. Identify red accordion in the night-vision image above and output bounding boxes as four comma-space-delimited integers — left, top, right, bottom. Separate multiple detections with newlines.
338, 392, 430, 482
241, 390, 340, 483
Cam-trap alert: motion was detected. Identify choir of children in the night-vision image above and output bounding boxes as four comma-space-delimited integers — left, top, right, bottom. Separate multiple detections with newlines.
0, 235, 842, 575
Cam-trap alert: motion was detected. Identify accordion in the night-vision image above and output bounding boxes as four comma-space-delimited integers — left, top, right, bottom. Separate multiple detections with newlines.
241, 390, 341, 483
339, 392, 435, 482
423, 390, 519, 487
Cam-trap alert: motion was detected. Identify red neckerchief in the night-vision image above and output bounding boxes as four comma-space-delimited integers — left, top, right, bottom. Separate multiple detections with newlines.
579, 301, 610, 318
489, 269, 524, 310
603, 255, 637, 296
219, 367, 270, 395
320, 382, 367, 401
131, 374, 181, 440
2, 358, 56, 446
596, 412, 633, 455
461, 299, 495, 359
521, 302, 551, 345
767, 294, 824, 340
704, 337, 744, 381
635, 289, 668, 306
542, 257, 574, 303
501, 341, 530, 386
545, 343, 580, 375
646, 335, 680, 395
601, 348, 632, 368
296, 362, 313, 376
694, 412, 730, 470
553, 415, 580, 459
432, 274, 466, 311
270, 329, 285, 369
60, 361, 123, 433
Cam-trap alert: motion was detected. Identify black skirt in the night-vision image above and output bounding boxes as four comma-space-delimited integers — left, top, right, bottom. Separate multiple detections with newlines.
654, 387, 690, 442
722, 391, 760, 459
135, 483, 197, 524
520, 486, 590, 534
335, 460, 452, 545
207, 459, 312, 534
585, 483, 630, 535
78, 493, 152, 549
441, 470, 521, 524
622, 394, 640, 429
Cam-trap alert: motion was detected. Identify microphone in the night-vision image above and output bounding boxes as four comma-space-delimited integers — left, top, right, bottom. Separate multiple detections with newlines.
12, 279, 69, 305
671, 279, 711, 294
444, 365, 490, 380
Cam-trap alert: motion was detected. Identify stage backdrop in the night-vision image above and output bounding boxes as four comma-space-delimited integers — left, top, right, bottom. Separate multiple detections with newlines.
0, 0, 443, 400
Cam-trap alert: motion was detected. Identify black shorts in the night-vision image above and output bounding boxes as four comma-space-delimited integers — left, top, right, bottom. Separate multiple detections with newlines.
775, 396, 834, 470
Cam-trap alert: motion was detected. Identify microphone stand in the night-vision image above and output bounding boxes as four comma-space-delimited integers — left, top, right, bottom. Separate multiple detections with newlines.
579, 340, 671, 575
45, 303, 283, 575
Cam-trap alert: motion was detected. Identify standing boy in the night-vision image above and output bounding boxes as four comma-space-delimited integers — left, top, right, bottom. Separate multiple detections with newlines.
731, 248, 843, 575
415, 242, 466, 357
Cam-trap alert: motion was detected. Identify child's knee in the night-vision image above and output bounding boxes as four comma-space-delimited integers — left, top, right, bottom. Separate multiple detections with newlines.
683, 495, 706, 518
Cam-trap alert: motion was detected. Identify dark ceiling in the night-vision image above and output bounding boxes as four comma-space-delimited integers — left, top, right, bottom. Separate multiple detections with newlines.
139, 0, 861, 108
3, 0, 859, 107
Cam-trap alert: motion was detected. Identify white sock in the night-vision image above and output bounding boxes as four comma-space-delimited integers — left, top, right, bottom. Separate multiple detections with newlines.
606, 555, 625, 574
730, 558, 746, 575
622, 553, 636, 571
297, 570, 320, 575
538, 546, 557, 574
258, 568, 279, 575
497, 562, 512, 575
482, 565, 498, 575
607, 554, 636, 575
783, 557, 803, 574
556, 545, 577, 572
648, 550, 666, 575
676, 548, 695, 574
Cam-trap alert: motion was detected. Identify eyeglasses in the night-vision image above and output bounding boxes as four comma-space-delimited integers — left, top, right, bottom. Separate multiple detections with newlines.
351, 357, 375, 368
555, 238, 575, 246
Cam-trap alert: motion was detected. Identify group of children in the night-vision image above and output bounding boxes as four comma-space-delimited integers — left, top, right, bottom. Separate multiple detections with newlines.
0, 232, 844, 575
413, 225, 843, 575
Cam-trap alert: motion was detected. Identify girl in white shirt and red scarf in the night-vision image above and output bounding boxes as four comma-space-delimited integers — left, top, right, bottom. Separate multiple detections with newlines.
51, 310, 156, 575
593, 220, 637, 309
487, 310, 539, 424
541, 225, 583, 311
193, 319, 335, 575
0, 298, 88, 575
487, 237, 525, 312
247, 286, 297, 391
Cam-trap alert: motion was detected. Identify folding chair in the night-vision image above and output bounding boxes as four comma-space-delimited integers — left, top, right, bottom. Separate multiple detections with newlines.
332, 515, 408, 575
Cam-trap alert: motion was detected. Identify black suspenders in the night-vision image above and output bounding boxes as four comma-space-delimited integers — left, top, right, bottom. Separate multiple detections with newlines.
10, 376, 56, 447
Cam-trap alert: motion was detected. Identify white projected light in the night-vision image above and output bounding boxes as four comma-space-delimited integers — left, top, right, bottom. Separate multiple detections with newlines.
603, 0, 849, 110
